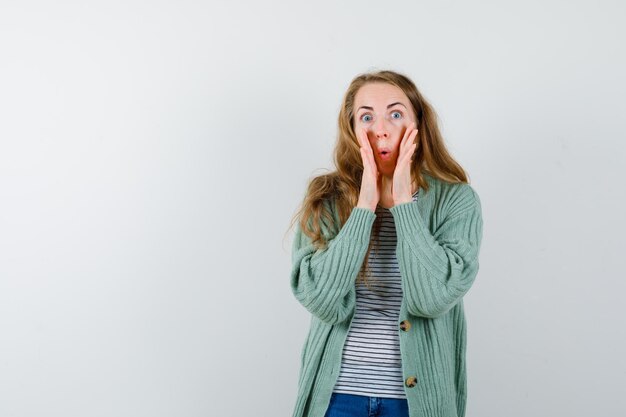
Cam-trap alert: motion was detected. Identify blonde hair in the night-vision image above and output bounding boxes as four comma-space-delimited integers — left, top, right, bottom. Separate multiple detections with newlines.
287, 69, 469, 288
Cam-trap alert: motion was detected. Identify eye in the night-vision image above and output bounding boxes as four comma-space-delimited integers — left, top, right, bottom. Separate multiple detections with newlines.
360, 114, 372, 123
391, 111, 403, 119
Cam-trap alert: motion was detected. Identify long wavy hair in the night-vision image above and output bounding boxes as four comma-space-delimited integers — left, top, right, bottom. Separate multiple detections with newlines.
287, 69, 469, 289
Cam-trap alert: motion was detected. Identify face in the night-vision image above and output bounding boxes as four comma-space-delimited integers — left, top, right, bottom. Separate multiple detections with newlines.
353, 82, 417, 176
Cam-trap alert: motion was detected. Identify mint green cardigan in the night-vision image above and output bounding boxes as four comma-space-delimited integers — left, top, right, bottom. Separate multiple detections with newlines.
290, 173, 483, 417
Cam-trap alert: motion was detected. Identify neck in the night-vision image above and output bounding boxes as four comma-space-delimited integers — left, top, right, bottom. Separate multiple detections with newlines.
380, 175, 419, 196
377, 176, 418, 210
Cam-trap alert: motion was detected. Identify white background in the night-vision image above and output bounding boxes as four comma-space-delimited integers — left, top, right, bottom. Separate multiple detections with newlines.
1, 1, 625, 416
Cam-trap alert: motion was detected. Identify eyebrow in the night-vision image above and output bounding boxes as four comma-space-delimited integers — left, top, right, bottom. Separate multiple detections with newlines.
357, 102, 407, 112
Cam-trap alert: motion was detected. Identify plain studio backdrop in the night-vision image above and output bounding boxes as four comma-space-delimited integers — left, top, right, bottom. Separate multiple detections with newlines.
1, 0, 625, 416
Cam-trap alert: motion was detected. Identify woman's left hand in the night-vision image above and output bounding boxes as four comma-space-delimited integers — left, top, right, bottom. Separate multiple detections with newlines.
392, 122, 419, 206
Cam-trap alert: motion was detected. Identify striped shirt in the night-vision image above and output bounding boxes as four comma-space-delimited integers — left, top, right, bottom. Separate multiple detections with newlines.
332, 189, 419, 399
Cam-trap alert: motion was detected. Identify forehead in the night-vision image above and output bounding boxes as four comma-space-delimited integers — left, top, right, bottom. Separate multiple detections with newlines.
354, 82, 408, 107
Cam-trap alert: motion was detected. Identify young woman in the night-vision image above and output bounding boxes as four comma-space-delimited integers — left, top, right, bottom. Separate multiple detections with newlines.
288, 70, 483, 417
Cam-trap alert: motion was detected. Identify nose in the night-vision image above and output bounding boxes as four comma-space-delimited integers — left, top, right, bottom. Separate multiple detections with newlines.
374, 118, 389, 139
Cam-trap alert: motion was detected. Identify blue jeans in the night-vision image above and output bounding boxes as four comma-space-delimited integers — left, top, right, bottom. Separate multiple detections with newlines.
323, 392, 409, 417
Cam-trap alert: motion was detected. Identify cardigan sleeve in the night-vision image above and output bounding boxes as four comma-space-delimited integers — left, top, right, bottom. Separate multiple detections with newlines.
388, 186, 483, 319
290, 206, 376, 325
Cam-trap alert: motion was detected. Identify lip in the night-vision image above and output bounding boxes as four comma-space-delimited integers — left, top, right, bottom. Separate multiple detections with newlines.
379, 149, 392, 160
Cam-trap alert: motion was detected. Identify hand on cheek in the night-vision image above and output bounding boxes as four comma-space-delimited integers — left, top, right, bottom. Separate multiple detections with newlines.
392, 122, 418, 206
356, 127, 382, 212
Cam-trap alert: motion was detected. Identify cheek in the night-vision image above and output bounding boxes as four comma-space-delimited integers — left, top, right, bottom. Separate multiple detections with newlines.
394, 129, 406, 149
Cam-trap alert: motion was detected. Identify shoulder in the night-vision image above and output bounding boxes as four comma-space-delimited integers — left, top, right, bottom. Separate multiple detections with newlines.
318, 196, 341, 239
423, 173, 481, 218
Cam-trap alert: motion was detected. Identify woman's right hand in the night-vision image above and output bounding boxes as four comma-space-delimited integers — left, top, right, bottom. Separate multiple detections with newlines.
356, 127, 381, 212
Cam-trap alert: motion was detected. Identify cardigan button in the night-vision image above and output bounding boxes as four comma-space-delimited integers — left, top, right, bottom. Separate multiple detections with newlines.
405, 376, 417, 388
399, 320, 411, 332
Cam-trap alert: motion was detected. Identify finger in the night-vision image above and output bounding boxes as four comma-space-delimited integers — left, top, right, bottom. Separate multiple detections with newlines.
405, 142, 417, 161
401, 143, 417, 167
357, 127, 365, 149
360, 147, 368, 169
358, 131, 372, 170
402, 126, 419, 156
406, 121, 416, 141
357, 127, 365, 148
367, 149, 377, 176
398, 124, 409, 154
406, 129, 418, 156
360, 129, 377, 170
361, 149, 374, 180
362, 128, 374, 154
398, 142, 416, 168
361, 147, 376, 176
411, 128, 419, 143
356, 128, 364, 148
400, 122, 415, 153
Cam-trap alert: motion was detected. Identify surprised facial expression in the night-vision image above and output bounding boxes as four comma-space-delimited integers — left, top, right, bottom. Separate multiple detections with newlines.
353, 82, 417, 176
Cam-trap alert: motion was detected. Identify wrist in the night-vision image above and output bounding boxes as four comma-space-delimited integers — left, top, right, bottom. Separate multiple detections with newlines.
393, 197, 413, 206
356, 201, 376, 212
